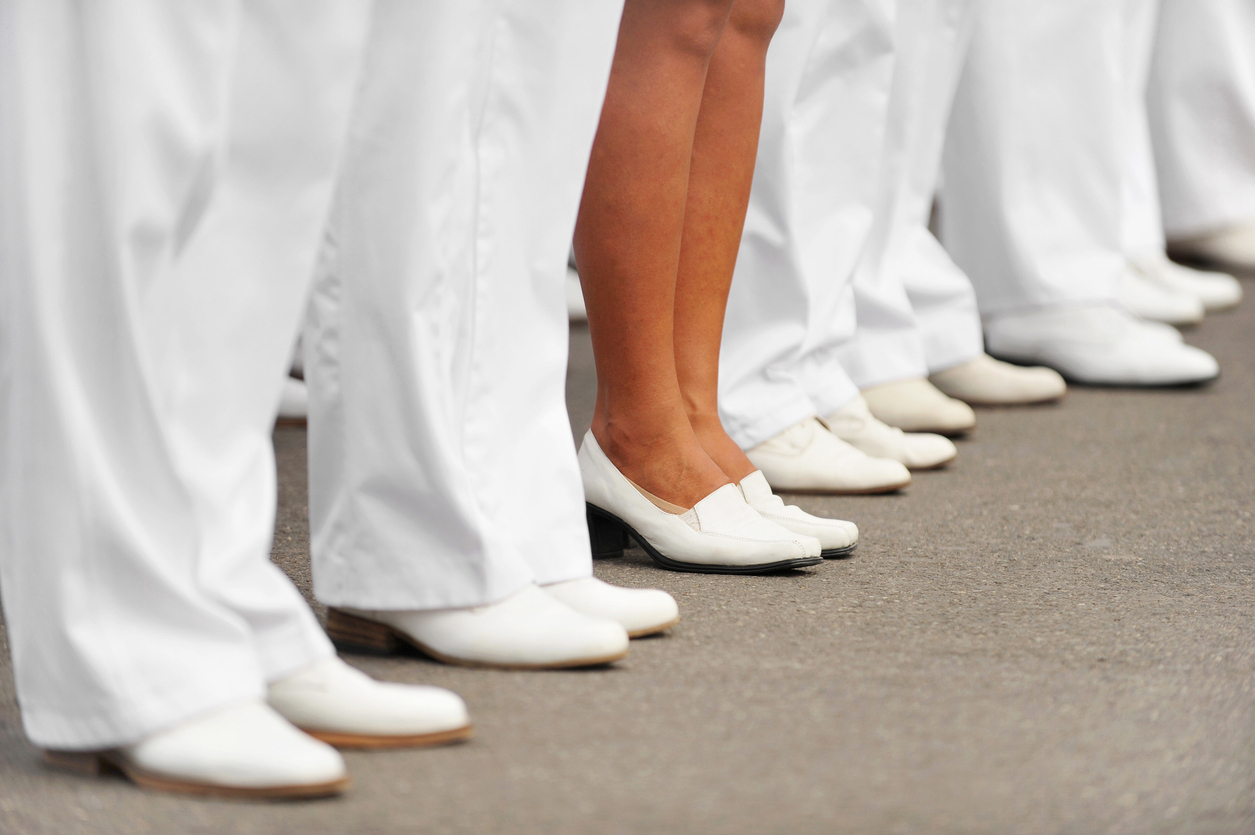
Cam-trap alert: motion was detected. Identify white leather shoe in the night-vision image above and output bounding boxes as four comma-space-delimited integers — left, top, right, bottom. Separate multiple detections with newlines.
984, 304, 1220, 387
542, 577, 679, 638
1118, 262, 1205, 325
746, 417, 911, 494
327, 585, 629, 670
1129, 252, 1242, 312
929, 354, 1066, 406
579, 431, 822, 574
822, 396, 957, 470
1168, 222, 1255, 274
45, 702, 348, 799
737, 470, 857, 558
565, 265, 587, 322
277, 377, 308, 425
861, 377, 976, 435
268, 656, 471, 748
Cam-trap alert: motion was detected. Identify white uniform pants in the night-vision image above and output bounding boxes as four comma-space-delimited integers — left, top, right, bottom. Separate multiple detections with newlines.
1148, 0, 1255, 238
0, 0, 369, 749
837, 0, 984, 387
305, 2, 622, 611
940, 0, 1156, 314
719, 0, 896, 450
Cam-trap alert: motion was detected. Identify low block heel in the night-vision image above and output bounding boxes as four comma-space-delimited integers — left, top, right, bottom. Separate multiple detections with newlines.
587, 505, 630, 558
44, 750, 106, 776
326, 608, 398, 655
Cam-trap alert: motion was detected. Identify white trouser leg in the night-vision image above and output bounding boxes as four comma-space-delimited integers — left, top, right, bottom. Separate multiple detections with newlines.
720, 0, 895, 450
307, 0, 623, 610
839, 0, 983, 385
0, 0, 365, 750
1149, 0, 1255, 237
1118, 0, 1167, 258
940, 0, 1136, 314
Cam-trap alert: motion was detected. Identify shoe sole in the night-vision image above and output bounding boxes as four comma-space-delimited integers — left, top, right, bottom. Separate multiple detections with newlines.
325, 608, 629, 670
628, 615, 681, 639
302, 724, 473, 750
587, 504, 823, 575
820, 543, 857, 559
987, 351, 1220, 389
754, 479, 911, 496
44, 750, 349, 800
943, 393, 1067, 407
905, 450, 958, 471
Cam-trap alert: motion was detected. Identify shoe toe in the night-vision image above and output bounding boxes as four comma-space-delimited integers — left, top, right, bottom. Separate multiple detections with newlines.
936, 399, 977, 433
368, 684, 470, 735
901, 434, 957, 470
129, 703, 348, 790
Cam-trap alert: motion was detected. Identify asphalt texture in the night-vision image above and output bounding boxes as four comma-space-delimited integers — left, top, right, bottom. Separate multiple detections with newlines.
1, 282, 1254, 834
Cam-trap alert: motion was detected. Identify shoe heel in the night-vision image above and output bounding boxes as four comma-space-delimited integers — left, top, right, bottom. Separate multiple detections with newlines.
325, 608, 398, 655
587, 505, 630, 559
44, 750, 105, 776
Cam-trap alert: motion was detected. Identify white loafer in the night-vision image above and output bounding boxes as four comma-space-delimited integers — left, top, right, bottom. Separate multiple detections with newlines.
542, 577, 679, 638
268, 656, 471, 749
327, 585, 629, 670
984, 304, 1220, 387
1129, 252, 1242, 312
746, 417, 911, 494
929, 354, 1066, 406
861, 377, 976, 435
737, 470, 857, 558
579, 431, 822, 574
45, 702, 348, 799
1168, 222, 1255, 275
1118, 262, 1206, 325
822, 397, 957, 470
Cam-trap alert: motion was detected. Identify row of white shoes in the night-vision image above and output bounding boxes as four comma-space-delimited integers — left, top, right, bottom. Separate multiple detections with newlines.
51, 576, 683, 798
572, 350, 1069, 572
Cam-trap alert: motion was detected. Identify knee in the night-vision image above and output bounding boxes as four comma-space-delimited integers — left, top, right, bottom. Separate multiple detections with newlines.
727, 0, 786, 46
667, 0, 738, 61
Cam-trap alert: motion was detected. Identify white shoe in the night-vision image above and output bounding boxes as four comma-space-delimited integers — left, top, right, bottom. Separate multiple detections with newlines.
746, 417, 911, 494
566, 265, 587, 322
45, 702, 348, 799
984, 304, 1220, 387
822, 397, 957, 470
542, 577, 679, 638
268, 656, 471, 748
327, 585, 629, 670
1118, 261, 1205, 325
277, 376, 308, 425
1130, 251, 1242, 313
579, 431, 822, 574
929, 354, 1066, 406
737, 470, 858, 558
861, 377, 976, 435
1168, 222, 1255, 274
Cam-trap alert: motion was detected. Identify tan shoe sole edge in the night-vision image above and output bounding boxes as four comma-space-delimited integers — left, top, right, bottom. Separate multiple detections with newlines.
44, 750, 349, 800
302, 724, 473, 750
627, 615, 680, 639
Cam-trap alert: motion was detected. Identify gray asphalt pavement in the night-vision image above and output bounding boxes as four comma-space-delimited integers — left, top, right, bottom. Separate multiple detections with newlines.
1, 283, 1253, 834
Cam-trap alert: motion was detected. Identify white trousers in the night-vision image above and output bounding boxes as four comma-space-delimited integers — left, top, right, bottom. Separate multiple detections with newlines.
0, 0, 622, 749
1148, 0, 1255, 238
837, 0, 983, 387
720, 0, 896, 450
0, 0, 369, 749
305, 1, 622, 611
940, 0, 1158, 314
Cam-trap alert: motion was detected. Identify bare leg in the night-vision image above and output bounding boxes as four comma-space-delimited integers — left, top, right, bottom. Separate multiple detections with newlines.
574, 0, 737, 507
674, 0, 783, 483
